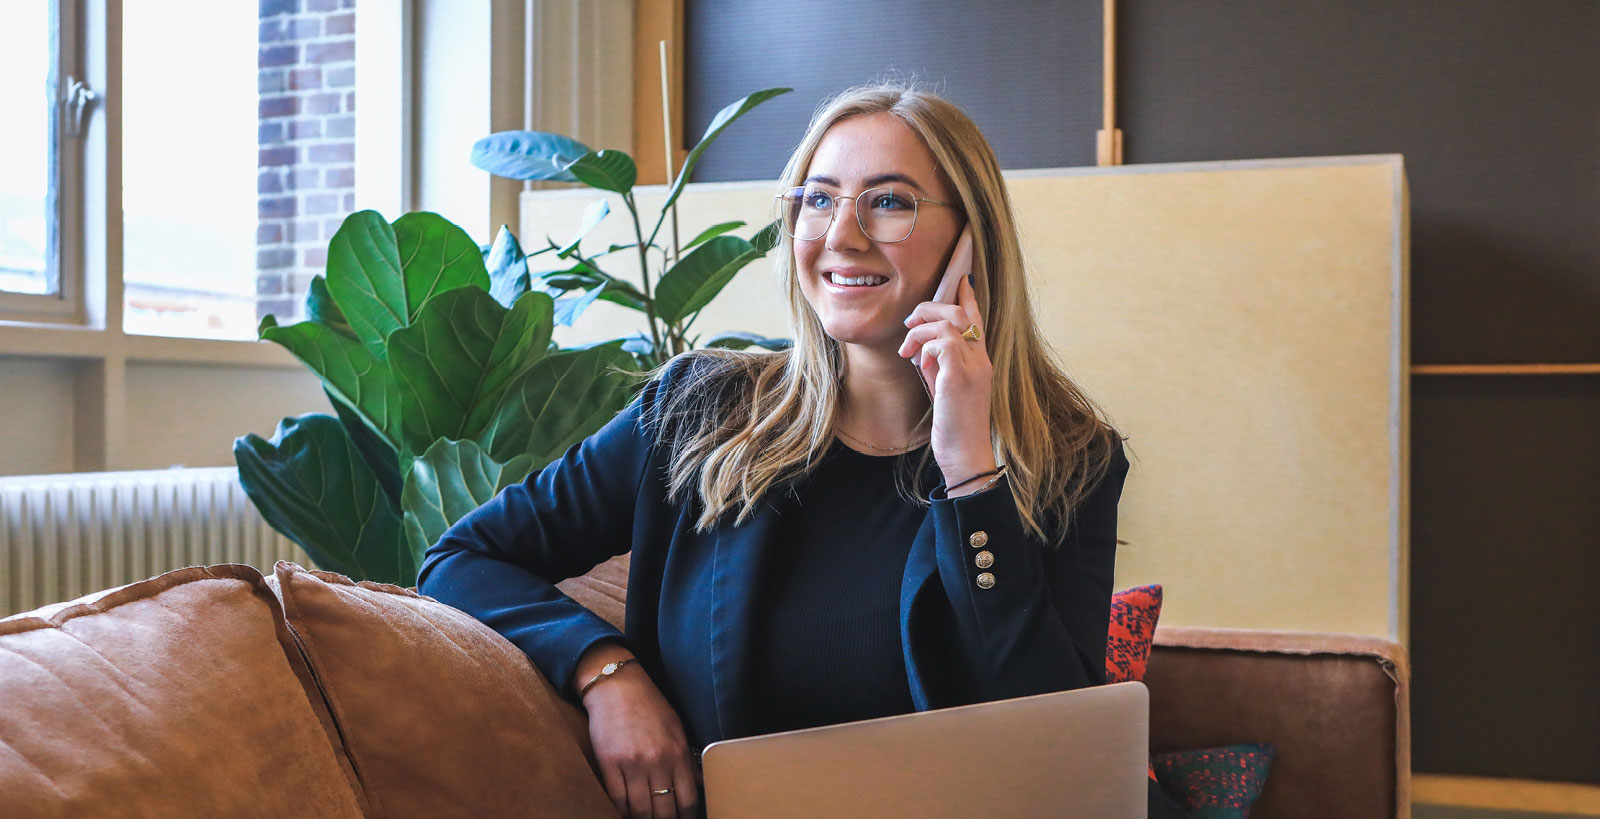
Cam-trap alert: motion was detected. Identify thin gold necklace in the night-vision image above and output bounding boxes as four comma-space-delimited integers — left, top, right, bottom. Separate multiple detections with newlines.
834, 425, 929, 453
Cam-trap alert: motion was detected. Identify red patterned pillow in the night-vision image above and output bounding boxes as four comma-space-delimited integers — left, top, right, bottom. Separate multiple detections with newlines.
1152, 743, 1276, 818
1106, 584, 1163, 684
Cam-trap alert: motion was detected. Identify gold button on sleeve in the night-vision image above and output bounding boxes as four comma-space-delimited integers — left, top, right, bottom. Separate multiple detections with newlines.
974, 550, 994, 569
968, 530, 989, 549
975, 572, 996, 589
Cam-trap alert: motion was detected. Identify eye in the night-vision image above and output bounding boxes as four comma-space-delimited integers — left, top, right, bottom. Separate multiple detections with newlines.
803, 189, 834, 210
869, 190, 913, 210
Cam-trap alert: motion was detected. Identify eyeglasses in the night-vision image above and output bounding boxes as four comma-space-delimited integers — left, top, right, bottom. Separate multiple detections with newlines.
775, 185, 958, 243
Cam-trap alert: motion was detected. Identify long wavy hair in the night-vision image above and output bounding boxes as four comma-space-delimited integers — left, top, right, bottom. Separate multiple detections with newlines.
648, 82, 1126, 546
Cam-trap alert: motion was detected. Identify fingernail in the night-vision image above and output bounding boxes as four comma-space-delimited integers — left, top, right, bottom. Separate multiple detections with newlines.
967, 273, 975, 287
903, 313, 915, 326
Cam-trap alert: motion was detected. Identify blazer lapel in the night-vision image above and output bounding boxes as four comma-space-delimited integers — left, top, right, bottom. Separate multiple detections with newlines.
899, 516, 939, 710
708, 496, 786, 740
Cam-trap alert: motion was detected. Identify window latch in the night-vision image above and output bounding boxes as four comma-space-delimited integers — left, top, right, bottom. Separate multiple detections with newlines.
62, 75, 99, 137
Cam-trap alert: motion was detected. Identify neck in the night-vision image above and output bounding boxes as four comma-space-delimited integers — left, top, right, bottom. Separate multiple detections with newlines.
836, 342, 930, 447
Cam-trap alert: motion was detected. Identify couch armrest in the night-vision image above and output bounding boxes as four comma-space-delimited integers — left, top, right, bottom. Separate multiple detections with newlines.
1145, 627, 1411, 819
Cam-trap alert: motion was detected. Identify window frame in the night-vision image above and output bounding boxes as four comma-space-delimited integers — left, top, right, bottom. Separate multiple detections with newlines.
0, 0, 84, 323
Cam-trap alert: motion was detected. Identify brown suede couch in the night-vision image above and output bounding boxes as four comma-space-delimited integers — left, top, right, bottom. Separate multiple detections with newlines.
0, 555, 1410, 818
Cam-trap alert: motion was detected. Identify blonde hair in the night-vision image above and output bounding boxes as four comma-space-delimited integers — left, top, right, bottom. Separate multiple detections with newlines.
647, 82, 1126, 545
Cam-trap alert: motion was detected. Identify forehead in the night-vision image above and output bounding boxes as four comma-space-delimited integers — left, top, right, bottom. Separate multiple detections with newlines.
806, 112, 946, 194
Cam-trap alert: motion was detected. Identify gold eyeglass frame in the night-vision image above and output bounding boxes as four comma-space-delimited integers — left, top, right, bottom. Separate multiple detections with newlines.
775, 186, 958, 244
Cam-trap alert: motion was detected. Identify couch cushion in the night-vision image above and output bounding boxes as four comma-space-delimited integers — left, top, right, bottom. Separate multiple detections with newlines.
271, 561, 616, 818
0, 564, 365, 819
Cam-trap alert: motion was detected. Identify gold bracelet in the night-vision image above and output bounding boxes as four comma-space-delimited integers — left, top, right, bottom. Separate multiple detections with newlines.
578, 657, 635, 699
947, 464, 1008, 494
974, 465, 1010, 493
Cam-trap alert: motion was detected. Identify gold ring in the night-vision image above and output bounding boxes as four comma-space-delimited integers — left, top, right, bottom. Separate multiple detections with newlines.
651, 788, 673, 796
961, 324, 982, 342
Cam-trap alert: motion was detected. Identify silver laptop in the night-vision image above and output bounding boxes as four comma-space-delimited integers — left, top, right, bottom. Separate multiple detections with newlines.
702, 681, 1148, 818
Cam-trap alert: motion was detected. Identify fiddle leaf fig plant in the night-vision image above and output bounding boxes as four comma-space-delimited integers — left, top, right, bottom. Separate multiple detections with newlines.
471, 86, 794, 369
235, 210, 636, 586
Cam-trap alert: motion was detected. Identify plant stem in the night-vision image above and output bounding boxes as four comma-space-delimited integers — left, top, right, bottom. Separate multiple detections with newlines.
624, 192, 665, 356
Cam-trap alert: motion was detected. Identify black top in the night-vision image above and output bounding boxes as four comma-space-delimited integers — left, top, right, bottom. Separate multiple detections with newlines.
747, 439, 932, 735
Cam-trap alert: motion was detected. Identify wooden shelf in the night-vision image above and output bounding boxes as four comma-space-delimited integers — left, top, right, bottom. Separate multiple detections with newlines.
1411, 363, 1600, 376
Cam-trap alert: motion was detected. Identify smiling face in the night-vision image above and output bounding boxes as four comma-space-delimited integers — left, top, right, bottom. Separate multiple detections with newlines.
793, 112, 964, 352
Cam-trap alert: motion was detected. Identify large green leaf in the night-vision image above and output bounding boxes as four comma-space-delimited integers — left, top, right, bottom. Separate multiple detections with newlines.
557, 199, 611, 258
655, 88, 791, 228
400, 439, 536, 562
234, 414, 410, 585
683, 220, 746, 250
485, 225, 530, 308
325, 210, 405, 354
305, 276, 355, 337
387, 288, 555, 454
470, 130, 591, 182
325, 387, 402, 507
260, 314, 401, 444
553, 282, 608, 327
481, 343, 635, 465
653, 235, 762, 324
393, 212, 491, 317
566, 149, 637, 193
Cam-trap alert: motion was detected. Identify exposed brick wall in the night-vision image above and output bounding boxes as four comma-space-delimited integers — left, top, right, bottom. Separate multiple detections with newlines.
257, 0, 356, 323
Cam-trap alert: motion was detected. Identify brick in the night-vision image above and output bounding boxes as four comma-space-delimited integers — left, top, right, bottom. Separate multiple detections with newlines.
259, 20, 287, 43
323, 166, 354, 188
325, 12, 354, 35
286, 220, 317, 242
289, 118, 322, 140
288, 16, 320, 38
257, 223, 284, 244
260, 0, 299, 16
256, 275, 286, 297
304, 93, 341, 115
323, 115, 355, 138
307, 0, 338, 10
259, 95, 298, 119
290, 167, 319, 189
324, 65, 355, 88
259, 146, 297, 166
258, 68, 286, 94
342, 0, 355, 8
304, 193, 340, 216
342, 192, 356, 210
344, 91, 355, 111
259, 44, 298, 68
257, 171, 284, 194
257, 299, 297, 321
324, 218, 345, 238
291, 272, 321, 293
305, 41, 354, 64
308, 143, 354, 164
259, 196, 297, 219
258, 121, 284, 145
258, 248, 296, 270
303, 247, 328, 268
289, 67, 321, 90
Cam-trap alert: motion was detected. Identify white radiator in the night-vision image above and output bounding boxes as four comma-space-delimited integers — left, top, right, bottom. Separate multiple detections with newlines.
0, 467, 308, 617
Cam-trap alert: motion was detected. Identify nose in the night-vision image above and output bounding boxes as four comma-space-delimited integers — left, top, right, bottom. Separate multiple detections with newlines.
824, 197, 871, 252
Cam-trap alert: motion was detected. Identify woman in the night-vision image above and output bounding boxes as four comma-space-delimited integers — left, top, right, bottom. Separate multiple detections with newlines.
417, 83, 1133, 819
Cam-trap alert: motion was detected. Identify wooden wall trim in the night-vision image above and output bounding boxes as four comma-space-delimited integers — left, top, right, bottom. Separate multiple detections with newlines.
1413, 774, 1600, 815
633, 0, 685, 186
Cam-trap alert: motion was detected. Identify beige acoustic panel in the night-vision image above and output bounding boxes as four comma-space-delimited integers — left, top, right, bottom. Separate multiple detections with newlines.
521, 154, 1409, 641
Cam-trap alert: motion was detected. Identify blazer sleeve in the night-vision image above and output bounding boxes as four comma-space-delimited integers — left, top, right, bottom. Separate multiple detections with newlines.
925, 440, 1130, 703
414, 356, 687, 702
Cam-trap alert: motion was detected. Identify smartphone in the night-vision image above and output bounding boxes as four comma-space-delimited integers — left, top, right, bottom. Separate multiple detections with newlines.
914, 228, 975, 400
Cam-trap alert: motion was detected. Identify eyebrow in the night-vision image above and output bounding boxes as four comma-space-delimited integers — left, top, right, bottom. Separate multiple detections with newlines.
802, 173, 926, 192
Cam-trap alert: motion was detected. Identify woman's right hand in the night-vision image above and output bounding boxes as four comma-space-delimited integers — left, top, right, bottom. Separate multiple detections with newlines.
578, 648, 702, 818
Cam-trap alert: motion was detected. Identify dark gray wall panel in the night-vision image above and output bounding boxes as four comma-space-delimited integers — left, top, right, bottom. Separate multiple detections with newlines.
1410, 375, 1600, 781
683, 0, 1103, 181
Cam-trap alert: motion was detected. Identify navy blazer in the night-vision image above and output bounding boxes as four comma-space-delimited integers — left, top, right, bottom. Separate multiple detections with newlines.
416, 355, 1130, 754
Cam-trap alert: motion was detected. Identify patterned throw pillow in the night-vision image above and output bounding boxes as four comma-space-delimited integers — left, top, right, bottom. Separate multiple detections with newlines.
1106, 584, 1163, 683
1151, 743, 1276, 818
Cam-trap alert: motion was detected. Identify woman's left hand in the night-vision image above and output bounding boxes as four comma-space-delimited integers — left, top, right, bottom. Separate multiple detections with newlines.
899, 269, 997, 489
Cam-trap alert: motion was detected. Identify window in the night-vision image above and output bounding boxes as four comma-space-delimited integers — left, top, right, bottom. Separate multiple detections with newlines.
122, 0, 358, 339
0, 1, 64, 304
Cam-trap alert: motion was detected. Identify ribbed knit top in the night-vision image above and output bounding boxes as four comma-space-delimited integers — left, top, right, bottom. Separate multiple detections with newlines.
746, 438, 932, 736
